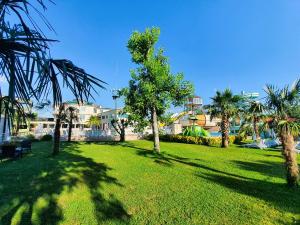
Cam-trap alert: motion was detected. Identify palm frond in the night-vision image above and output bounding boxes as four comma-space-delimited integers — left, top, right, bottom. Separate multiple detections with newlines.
36, 59, 107, 106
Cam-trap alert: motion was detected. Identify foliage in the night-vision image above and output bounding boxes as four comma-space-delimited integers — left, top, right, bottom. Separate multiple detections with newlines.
158, 113, 174, 127
40, 134, 52, 141
183, 125, 211, 137
264, 79, 300, 187
205, 89, 241, 147
205, 89, 241, 120
121, 27, 194, 151
26, 133, 39, 142
87, 115, 101, 128
0, 0, 106, 139
146, 134, 237, 147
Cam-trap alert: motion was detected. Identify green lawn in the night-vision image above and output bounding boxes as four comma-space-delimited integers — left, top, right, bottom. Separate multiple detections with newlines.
0, 141, 299, 225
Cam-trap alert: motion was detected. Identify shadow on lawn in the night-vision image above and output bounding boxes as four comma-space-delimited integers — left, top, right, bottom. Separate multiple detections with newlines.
231, 160, 285, 179
0, 142, 130, 225
121, 142, 299, 219
196, 173, 300, 223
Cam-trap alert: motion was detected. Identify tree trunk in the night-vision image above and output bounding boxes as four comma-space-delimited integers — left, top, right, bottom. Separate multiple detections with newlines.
253, 116, 260, 142
68, 118, 72, 142
151, 107, 160, 153
221, 115, 229, 148
281, 131, 299, 187
53, 118, 61, 155
120, 128, 125, 142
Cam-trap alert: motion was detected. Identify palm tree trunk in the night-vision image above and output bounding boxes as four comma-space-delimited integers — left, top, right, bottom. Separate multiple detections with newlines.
221, 115, 229, 148
281, 131, 299, 187
151, 107, 160, 153
253, 116, 260, 142
68, 118, 73, 142
53, 118, 61, 155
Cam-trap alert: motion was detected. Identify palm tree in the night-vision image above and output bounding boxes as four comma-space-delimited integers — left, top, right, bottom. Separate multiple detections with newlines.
264, 79, 300, 187
239, 101, 265, 141
206, 89, 241, 148
87, 115, 101, 130
65, 106, 79, 142
0, 1, 106, 148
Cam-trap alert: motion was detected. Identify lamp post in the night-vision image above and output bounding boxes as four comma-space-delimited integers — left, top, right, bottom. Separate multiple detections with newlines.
112, 89, 120, 120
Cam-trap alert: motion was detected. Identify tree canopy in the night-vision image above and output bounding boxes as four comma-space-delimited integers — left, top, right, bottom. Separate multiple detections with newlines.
122, 27, 194, 152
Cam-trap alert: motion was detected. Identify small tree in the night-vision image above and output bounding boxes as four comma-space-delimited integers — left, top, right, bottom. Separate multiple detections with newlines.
122, 27, 194, 153
205, 89, 241, 148
111, 117, 128, 142
239, 101, 265, 141
65, 106, 79, 142
87, 115, 101, 130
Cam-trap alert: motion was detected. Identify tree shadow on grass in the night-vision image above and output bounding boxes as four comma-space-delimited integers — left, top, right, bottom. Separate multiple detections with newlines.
0, 142, 130, 225
132, 146, 255, 180
231, 160, 286, 179
122, 143, 300, 219
196, 172, 300, 223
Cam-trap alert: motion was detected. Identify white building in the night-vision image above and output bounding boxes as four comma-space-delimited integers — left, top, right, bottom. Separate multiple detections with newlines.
54, 100, 103, 124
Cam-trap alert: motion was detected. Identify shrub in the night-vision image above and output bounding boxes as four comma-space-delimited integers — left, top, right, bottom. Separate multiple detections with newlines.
233, 135, 245, 144
206, 137, 222, 146
26, 134, 39, 142
229, 135, 236, 144
26, 134, 35, 140
40, 134, 53, 141
144, 134, 238, 147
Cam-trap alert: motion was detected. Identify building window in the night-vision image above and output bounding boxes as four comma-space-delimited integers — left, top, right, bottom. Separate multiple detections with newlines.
49, 124, 55, 128
62, 124, 68, 128
43, 124, 47, 129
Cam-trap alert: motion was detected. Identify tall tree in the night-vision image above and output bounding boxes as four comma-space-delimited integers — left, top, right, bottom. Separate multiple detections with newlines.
264, 79, 300, 187
205, 89, 241, 148
122, 27, 194, 153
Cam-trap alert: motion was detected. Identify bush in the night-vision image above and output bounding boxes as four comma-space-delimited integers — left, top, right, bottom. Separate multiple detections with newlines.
26, 134, 35, 140
233, 135, 245, 144
26, 134, 39, 142
144, 134, 238, 147
40, 134, 53, 141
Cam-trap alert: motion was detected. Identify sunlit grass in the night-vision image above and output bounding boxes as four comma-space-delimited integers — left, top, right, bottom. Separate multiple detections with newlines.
0, 140, 299, 224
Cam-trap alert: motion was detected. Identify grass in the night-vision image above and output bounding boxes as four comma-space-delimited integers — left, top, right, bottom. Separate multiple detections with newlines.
0, 140, 299, 225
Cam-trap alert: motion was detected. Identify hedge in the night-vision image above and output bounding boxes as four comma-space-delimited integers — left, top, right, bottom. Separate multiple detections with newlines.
146, 134, 243, 147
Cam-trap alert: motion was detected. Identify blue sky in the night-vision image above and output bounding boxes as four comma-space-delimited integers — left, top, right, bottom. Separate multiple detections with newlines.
2, 0, 300, 110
